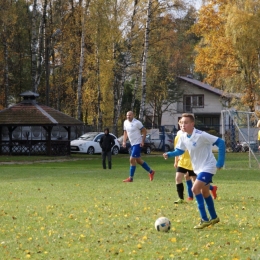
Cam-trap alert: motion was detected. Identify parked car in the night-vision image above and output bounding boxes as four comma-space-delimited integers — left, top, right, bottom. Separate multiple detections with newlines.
146, 132, 174, 152
70, 132, 120, 155
117, 135, 154, 154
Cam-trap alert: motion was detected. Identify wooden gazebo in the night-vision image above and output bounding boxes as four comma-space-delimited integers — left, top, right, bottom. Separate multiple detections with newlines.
0, 91, 83, 156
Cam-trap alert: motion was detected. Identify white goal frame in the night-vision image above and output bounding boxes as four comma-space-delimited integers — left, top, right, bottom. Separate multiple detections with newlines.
221, 110, 260, 168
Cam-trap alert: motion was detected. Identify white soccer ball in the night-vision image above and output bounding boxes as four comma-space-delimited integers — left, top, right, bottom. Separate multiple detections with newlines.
154, 217, 171, 232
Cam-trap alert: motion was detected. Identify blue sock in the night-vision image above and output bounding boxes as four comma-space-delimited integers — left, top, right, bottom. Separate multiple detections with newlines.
130, 166, 136, 179
141, 162, 151, 173
195, 194, 209, 221
205, 195, 217, 220
186, 180, 193, 198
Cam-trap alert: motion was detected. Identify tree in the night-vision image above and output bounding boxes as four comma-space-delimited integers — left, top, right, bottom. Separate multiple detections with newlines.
225, 0, 260, 111
0, 0, 18, 107
77, 0, 91, 121
138, 0, 152, 122
145, 6, 198, 126
192, 0, 260, 111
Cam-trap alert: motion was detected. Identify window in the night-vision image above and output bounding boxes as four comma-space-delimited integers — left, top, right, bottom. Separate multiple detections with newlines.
192, 95, 204, 107
195, 116, 220, 133
196, 116, 220, 126
204, 117, 211, 125
183, 95, 204, 112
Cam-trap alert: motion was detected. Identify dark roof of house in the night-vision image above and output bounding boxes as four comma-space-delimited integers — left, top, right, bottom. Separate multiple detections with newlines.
178, 76, 235, 98
0, 92, 83, 126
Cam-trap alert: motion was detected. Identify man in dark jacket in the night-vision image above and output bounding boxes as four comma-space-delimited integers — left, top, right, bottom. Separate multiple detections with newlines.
99, 128, 115, 169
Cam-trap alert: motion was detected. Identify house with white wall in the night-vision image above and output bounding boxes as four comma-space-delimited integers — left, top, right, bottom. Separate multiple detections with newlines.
145, 76, 234, 134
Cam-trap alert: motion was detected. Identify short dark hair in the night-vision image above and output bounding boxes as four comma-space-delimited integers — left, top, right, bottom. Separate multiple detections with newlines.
181, 113, 195, 122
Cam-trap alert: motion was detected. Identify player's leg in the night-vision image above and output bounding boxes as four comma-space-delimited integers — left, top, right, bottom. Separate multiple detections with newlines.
185, 174, 192, 199
202, 184, 220, 224
175, 171, 185, 203
185, 170, 196, 200
193, 172, 219, 228
202, 184, 219, 224
123, 146, 137, 182
192, 179, 209, 220
192, 175, 213, 229
209, 185, 218, 199
135, 146, 155, 181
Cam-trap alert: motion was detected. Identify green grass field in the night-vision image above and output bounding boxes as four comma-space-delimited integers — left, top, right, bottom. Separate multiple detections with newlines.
0, 153, 259, 259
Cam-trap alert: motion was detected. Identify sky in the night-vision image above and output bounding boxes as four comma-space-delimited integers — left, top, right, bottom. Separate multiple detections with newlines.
185, 0, 203, 10
195, 0, 203, 10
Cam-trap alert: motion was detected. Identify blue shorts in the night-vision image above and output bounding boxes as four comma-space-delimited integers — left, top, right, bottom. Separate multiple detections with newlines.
131, 144, 141, 158
196, 172, 214, 185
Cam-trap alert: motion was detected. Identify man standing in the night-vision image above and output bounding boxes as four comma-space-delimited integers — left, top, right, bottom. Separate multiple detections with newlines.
122, 111, 155, 182
100, 128, 115, 169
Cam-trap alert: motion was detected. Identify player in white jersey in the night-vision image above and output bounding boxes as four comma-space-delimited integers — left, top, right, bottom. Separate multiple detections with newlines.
163, 113, 225, 229
122, 111, 155, 182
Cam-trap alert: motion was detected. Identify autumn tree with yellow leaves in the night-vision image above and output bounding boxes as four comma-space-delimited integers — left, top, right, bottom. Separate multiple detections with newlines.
192, 0, 260, 111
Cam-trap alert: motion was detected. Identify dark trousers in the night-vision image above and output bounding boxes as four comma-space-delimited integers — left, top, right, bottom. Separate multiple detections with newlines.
102, 151, 112, 169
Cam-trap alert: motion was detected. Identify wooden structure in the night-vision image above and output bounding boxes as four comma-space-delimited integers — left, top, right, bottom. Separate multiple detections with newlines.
0, 91, 83, 156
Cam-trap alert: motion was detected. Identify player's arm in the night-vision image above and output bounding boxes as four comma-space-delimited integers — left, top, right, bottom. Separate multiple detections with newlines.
213, 138, 226, 169
140, 127, 147, 147
123, 130, 128, 148
163, 148, 184, 159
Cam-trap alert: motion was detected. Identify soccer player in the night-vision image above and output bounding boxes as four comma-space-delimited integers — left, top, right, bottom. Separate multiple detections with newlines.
173, 128, 197, 203
163, 113, 225, 229
173, 127, 218, 204
122, 111, 155, 182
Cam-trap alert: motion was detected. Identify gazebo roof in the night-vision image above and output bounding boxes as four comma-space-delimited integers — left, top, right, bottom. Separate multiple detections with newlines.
0, 91, 83, 126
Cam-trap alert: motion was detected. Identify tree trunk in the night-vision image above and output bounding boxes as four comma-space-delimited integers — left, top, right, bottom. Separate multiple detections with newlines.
112, 43, 119, 134
77, 6, 85, 121
96, 46, 102, 132
45, 36, 50, 106
139, 0, 152, 122
31, 0, 38, 92
129, 0, 139, 112
112, 0, 139, 134
131, 75, 139, 111
112, 0, 120, 135
3, 28, 9, 108
77, 0, 91, 121
152, 97, 156, 128
31, 0, 47, 92
114, 69, 126, 136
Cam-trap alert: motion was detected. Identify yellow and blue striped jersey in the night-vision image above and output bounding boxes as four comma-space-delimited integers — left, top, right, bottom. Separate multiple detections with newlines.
174, 131, 193, 170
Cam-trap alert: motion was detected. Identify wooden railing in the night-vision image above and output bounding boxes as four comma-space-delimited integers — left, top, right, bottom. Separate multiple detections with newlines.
0, 140, 70, 156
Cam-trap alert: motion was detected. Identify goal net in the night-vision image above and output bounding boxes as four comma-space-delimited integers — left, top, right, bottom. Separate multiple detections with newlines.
221, 110, 260, 169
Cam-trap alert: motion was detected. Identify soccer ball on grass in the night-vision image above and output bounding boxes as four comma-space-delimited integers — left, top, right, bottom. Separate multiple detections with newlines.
154, 217, 171, 232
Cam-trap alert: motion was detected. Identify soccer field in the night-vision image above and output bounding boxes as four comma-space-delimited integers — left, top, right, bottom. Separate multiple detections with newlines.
0, 153, 259, 259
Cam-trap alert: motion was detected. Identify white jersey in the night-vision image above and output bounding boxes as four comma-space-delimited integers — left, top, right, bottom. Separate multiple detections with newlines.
124, 118, 143, 146
175, 128, 218, 174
